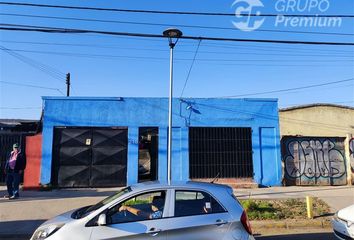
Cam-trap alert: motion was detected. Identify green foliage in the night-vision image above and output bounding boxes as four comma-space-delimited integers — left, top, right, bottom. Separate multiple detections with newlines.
239, 198, 330, 220
123, 199, 150, 206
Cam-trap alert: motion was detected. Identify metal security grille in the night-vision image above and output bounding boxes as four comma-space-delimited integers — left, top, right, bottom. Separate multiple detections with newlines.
189, 127, 253, 179
52, 127, 128, 187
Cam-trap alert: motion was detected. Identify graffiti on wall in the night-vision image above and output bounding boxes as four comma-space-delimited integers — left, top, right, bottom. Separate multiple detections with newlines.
283, 137, 346, 185
350, 138, 354, 173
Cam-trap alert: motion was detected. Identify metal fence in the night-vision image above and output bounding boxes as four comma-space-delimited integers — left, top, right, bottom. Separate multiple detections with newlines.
189, 127, 253, 179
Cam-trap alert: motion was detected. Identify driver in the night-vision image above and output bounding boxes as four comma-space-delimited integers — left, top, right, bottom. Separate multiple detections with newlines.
118, 196, 164, 220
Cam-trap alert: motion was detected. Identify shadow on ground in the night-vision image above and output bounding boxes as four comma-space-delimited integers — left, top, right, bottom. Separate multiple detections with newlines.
0, 220, 45, 239
0, 188, 118, 202
256, 232, 335, 240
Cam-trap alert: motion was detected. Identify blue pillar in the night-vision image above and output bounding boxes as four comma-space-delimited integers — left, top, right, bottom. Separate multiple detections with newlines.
171, 127, 182, 181
127, 127, 139, 185
170, 127, 189, 182
252, 128, 261, 185
40, 123, 53, 185
259, 127, 282, 186
180, 127, 189, 181
158, 127, 168, 183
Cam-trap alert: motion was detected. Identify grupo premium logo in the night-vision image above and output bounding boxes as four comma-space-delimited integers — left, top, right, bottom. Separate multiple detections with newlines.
232, 0, 265, 31
232, 0, 342, 32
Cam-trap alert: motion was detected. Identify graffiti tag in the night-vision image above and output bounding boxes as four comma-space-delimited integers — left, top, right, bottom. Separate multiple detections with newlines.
284, 138, 346, 179
350, 138, 354, 173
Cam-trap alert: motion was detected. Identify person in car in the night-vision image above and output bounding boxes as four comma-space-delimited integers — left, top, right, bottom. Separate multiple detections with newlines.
118, 196, 164, 219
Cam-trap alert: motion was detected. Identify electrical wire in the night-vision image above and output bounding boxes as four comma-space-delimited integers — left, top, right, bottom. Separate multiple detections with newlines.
0, 80, 65, 95
220, 78, 354, 98
2, 40, 353, 57
0, 2, 353, 18
0, 107, 42, 109
0, 45, 66, 83
180, 39, 202, 98
1, 13, 353, 36
4, 48, 354, 63
1, 24, 354, 46
195, 102, 352, 132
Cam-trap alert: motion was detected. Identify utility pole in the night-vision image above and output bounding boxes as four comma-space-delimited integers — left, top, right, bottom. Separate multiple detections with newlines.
66, 72, 70, 97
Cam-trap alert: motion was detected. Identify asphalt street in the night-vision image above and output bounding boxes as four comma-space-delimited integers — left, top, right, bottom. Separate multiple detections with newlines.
0, 232, 337, 240
256, 232, 336, 240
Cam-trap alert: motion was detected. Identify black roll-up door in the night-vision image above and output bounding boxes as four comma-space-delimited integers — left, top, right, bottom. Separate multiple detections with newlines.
52, 127, 127, 187
189, 127, 253, 179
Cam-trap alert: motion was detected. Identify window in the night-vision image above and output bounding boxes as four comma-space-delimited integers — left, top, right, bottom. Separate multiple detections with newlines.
106, 191, 166, 224
73, 187, 131, 219
174, 190, 226, 217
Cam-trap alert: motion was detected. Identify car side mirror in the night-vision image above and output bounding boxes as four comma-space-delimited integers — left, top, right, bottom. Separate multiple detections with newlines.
97, 214, 107, 226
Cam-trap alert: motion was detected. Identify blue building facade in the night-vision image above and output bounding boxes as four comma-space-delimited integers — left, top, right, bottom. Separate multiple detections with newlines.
41, 97, 282, 187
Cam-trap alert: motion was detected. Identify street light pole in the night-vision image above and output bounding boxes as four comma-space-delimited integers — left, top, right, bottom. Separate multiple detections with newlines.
163, 28, 182, 185
167, 43, 174, 186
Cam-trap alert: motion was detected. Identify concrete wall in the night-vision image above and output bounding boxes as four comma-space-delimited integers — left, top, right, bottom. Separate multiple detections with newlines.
279, 105, 354, 185
280, 105, 354, 137
41, 97, 282, 187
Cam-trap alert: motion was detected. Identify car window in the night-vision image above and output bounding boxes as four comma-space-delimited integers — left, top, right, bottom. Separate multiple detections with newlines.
107, 191, 166, 224
175, 190, 226, 217
74, 187, 132, 219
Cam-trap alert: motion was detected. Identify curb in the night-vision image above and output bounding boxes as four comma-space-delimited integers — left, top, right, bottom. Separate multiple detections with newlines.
251, 219, 332, 229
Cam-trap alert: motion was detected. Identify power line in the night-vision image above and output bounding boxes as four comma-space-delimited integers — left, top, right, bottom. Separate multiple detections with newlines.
0, 2, 353, 18
0, 45, 66, 83
220, 78, 354, 98
201, 42, 353, 54
197, 103, 351, 132
180, 39, 202, 98
0, 107, 42, 110
4, 48, 353, 63
0, 80, 65, 95
2, 40, 353, 57
2, 12, 353, 36
1, 24, 354, 46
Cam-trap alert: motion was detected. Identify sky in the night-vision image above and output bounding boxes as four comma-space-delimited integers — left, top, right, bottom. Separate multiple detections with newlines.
0, 0, 353, 119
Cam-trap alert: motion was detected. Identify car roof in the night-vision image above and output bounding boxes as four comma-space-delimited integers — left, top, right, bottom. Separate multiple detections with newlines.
129, 181, 232, 193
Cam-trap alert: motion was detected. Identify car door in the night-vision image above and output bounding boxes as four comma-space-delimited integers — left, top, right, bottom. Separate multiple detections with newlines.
165, 189, 232, 240
90, 190, 169, 240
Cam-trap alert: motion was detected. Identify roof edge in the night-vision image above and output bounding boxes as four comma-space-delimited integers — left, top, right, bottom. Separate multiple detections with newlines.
280, 103, 354, 112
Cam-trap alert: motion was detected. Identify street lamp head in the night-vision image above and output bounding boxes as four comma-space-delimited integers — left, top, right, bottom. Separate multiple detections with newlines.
163, 28, 183, 48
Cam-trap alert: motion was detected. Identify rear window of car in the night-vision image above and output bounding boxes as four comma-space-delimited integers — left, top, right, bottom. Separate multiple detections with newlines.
174, 190, 226, 217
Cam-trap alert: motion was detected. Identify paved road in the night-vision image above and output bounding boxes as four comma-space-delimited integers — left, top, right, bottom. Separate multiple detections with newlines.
0, 232, 337, 240
0, 185, 352, 238
256, 232, 336, 240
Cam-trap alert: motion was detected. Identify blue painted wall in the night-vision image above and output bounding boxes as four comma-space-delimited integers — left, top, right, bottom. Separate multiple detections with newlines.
41, 97, 282, 186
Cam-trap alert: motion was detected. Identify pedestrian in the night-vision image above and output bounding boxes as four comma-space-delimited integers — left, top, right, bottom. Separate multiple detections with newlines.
3, 143, 26, 200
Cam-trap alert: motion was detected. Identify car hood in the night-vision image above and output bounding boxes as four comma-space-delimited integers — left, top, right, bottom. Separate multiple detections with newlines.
338, 204, 354, 222
38, 209, 76, 228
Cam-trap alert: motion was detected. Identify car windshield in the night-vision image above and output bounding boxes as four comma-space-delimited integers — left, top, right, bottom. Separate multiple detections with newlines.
72, 187, 132, 219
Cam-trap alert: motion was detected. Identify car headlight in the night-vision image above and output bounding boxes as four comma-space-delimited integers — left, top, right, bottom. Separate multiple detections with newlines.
31, 224, 64, 240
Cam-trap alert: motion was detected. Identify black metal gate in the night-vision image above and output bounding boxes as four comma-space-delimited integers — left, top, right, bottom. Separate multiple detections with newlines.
52, 127, 128, 187
189, 127, 253, 179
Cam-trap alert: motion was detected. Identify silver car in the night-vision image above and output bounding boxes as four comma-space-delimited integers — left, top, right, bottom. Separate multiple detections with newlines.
31, 181, 254, 240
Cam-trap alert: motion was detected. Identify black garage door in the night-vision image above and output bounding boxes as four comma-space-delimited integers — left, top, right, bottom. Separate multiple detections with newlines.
52, 127, 128, 187
189, 127, 253, 179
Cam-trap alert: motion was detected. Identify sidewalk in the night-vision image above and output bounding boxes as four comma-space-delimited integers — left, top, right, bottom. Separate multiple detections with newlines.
233, 185, 354, 211
0, 185, 353, 238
